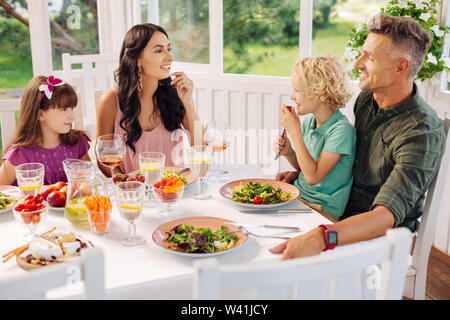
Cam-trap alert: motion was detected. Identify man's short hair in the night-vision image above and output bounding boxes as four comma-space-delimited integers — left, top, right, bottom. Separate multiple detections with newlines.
368, 14, 431, 79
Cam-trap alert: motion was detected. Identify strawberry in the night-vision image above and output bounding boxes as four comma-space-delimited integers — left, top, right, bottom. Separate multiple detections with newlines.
113, 173, 128, 184
134, 172, 145, 183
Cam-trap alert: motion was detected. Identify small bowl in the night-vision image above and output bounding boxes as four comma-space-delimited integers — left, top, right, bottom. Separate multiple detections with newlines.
153, 184, 184, 205
87, 208, 111, 235
13, 201, 48, 239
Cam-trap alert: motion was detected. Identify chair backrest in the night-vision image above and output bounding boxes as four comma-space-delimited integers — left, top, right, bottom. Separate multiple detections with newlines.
410, 118, 450, 285
0, 247, 105, 300
0, 99, 21, 154
193, 228, 412, 300
62, 53, 118, 132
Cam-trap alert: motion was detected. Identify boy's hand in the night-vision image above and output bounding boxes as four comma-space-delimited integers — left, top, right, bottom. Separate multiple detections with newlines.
273, 130, 292, 156
280, 104, 301, 136
275, 171, 299, 183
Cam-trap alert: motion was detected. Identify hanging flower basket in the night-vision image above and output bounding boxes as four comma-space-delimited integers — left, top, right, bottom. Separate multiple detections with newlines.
344, 0, 450, 82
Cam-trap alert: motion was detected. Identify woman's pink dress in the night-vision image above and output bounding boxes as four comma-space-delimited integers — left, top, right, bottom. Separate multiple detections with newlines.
113, 98, 184, 173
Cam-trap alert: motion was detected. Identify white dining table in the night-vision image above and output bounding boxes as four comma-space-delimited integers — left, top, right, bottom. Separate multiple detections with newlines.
0, 164, 333, 299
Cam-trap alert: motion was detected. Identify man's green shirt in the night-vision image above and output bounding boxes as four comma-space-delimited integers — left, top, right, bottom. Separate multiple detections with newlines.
342, 84, 446, 232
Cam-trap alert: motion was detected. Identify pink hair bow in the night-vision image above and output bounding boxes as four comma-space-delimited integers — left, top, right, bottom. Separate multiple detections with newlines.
39, 75, 65, 101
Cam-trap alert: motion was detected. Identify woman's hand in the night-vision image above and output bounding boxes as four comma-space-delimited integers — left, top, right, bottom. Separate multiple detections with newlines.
273, 130, 292, 157
280, 104, 301, 137
171, 72, 194, 106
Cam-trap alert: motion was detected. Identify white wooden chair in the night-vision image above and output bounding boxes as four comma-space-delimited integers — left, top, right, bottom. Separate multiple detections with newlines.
62, 53, 118, 137
0, 247, 105, 300
403, 117, 450, 300
193, 228, 412, 300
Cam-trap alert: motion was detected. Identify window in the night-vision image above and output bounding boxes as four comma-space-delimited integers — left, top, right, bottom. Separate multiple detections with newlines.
48, 0, 100, 70
223, 0, 300, 76
0, 0, 32, 90
142, 0, 209, 64
311, 0, 386, 58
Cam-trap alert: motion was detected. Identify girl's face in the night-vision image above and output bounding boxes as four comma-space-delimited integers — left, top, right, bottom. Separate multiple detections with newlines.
39, 106, 75, 135
290, 76, 318, 116
138, 31, 174, 80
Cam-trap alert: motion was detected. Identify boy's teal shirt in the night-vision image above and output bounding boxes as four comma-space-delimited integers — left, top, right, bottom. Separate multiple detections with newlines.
293, 110, 356, 217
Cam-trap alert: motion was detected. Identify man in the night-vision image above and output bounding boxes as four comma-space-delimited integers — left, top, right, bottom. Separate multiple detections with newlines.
271, 14, 446, 260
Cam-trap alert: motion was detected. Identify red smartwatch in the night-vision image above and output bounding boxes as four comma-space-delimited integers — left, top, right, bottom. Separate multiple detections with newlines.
318, 224, 338, 251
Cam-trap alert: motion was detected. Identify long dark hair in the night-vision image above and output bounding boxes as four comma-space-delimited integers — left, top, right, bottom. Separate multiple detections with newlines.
6, 76, 87, 152
114, 23, 185, 154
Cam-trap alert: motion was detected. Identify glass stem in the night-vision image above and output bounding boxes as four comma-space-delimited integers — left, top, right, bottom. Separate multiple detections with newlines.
198, 177, 204, 195
128, 222, 136, 240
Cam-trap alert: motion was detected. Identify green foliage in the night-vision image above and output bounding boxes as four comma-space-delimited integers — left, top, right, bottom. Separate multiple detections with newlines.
223, 0, 343, 74
0, 18, 30, 60
345, 0, 450, 81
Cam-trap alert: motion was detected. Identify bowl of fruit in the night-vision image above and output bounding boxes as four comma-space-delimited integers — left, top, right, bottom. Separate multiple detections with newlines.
40, 181, 67, 212
152, 175, 184, 217
13, 194, 48, 241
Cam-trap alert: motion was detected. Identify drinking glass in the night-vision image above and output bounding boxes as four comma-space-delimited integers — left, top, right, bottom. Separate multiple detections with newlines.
95, 134, 126, 191
115, 181, 146, 246
187, 146, 212, 200
203, 122, 231, 183
138, 152, 165, 207
15, 163, 45, 196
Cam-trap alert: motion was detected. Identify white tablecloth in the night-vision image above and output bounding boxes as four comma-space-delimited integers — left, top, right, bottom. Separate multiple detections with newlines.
0, 164, 332, 299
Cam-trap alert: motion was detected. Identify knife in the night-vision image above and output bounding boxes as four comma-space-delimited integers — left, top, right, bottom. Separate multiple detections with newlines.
238, 208, 312, 213
225, 222, 301, 231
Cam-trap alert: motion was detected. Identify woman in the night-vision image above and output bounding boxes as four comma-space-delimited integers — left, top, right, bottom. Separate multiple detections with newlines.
96, 23, 201, 175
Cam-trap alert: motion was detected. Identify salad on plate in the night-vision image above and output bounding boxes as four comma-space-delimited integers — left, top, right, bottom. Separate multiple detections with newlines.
166, 224, 237, 253
232, 181, 292, 204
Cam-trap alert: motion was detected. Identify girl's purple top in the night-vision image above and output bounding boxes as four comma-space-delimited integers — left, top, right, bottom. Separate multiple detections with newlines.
3, 134, 90, 185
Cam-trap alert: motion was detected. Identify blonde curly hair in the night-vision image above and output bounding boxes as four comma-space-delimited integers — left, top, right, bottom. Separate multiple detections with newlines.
291, 55, 351, 110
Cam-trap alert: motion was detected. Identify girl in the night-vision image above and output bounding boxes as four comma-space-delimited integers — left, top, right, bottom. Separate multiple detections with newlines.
274, 56, 356, 218
96, 23, 202, 176
0, 75, 91, 185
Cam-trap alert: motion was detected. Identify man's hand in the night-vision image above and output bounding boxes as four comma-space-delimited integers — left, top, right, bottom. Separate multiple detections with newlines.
275, 171, 299, 183
269, 227, 327, 260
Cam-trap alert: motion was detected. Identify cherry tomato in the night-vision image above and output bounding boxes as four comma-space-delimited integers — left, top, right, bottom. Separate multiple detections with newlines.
161, 178, 168, 186
153, 181, 162, 189
24, 194, 34, 201
35, 203, 46, 210
15, 203, 24, 211
31, 213, 41, 224
24, 199, 36, 211
253, 196, 263, 204
34, 194, 44, 204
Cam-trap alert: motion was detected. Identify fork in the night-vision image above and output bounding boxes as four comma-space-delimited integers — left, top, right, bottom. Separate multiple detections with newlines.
226, 229, 291, 240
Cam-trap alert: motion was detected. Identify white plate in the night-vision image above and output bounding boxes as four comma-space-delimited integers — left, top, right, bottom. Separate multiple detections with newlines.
152, 216, 248, 258
48, 205, 66, 212
219, 179, 300, 210
0, 185, 20, 214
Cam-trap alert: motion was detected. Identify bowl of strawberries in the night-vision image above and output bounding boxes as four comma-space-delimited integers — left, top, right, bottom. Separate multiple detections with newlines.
13, 194, 48, 242
152, 175, 184, 217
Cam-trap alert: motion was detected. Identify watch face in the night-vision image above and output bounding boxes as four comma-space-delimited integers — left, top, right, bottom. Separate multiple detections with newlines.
328, 231, 338, 245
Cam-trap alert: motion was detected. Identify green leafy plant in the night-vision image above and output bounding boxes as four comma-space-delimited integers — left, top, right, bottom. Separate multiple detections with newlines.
344, 0, 450, 81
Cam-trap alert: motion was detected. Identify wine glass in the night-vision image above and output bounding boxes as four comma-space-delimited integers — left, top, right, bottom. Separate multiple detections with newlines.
95, 134, 126, 191
13, 201, 48, 242
203, 122, 231, 183
115, 181, 146, 246
138, 152, 165, 207
187, 145, 212, 200
15, 163, 45, 196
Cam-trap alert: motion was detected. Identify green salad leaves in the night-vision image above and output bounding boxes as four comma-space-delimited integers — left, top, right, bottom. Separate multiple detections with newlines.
0, 192, 16, 210
232, 182, 291, 204
166, 224, 237, 253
